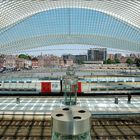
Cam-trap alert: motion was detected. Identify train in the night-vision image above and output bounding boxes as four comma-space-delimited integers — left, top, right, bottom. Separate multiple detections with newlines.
0, 76, 140, 95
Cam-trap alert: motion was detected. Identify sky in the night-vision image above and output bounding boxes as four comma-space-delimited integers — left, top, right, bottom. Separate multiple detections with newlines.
15, 44, 135, 57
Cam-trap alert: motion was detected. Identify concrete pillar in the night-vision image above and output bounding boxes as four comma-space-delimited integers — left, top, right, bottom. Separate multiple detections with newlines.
51, 107, 91, 140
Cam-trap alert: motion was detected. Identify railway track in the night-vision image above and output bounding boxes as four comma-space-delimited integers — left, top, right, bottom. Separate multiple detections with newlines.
0, 119, 140, 140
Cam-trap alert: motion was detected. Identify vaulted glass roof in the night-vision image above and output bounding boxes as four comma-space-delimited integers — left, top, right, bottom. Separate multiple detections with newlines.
0, 0, 140, 53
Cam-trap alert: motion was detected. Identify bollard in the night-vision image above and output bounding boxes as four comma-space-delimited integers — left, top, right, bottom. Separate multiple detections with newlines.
51, 107, 91, 140
16, 97, 20, 104
115, 97, 118, 104
128, 94, 131, 104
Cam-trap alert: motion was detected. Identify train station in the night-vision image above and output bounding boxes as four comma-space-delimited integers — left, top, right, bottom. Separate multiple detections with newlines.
0, 1, 140, 140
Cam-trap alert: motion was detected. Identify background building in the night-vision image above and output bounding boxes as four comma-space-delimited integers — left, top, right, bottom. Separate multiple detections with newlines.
16, 58, 32, 69
0, 55, 5, 68
4, 55, 16, 68
115, 53, 122, 60
64, 59, 74, 66
62, 54, 74, 61
31, 58, 39, 68
74, 55, 87, 63
107, 54, 115, 60
88, 48, 107, 61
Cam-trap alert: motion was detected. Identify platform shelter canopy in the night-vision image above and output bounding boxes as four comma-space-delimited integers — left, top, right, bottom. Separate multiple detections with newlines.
0, 0, 140, 53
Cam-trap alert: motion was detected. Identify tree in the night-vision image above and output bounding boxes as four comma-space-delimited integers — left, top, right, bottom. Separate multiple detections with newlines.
135, 58, 140, 68
104, 59, 115, 64
103, 60, 107, 64
76, 60, 84, 65
126, 58, 133, 65
114, 58, 120, 64
104, 58, 120, 64
18, 54, 31, 60
107, 59, 113, 64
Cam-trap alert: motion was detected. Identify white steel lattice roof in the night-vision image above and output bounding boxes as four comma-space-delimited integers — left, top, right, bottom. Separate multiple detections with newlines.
0, 0, 140, 53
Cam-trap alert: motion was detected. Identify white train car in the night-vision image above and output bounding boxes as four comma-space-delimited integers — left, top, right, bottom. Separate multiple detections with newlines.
79, 76, 140, 94
0, 79, 61, 95
0, 76, 140, 95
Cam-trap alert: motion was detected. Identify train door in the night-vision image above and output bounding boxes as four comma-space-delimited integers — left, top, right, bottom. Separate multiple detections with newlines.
41, 82, 51, 95
69, 82, 82, 95
77, 82, 82, 94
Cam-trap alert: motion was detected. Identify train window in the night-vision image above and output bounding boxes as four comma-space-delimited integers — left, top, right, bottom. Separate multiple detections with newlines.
4, 81, 9, 83
39, 77, 49, 80
108, 88, 113, 91
91, 81, 96, 83
28, 89, 36, 91
100, 81, 106, 83
52, 84, 58, 88
5, 88, 10, 91
39, 77, 59, 80
18, 89, 24, 91
118, 83, 123, 85
91, 88, 97, 91
26, 81, 31, 83
0, 84, 1, 86
78, 78, 84, 80
11, 81, 17, 83
19, 81, 24, 83
11, 89, 16, 91
100, 88, 106, 91
117, 88, 122, 91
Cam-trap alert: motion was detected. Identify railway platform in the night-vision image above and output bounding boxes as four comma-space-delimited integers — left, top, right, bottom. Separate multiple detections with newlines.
0, 96, 140, 120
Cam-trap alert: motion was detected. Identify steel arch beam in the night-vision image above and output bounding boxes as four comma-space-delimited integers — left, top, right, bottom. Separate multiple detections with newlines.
1, 0, 140, 30
1, 35, 139, 54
